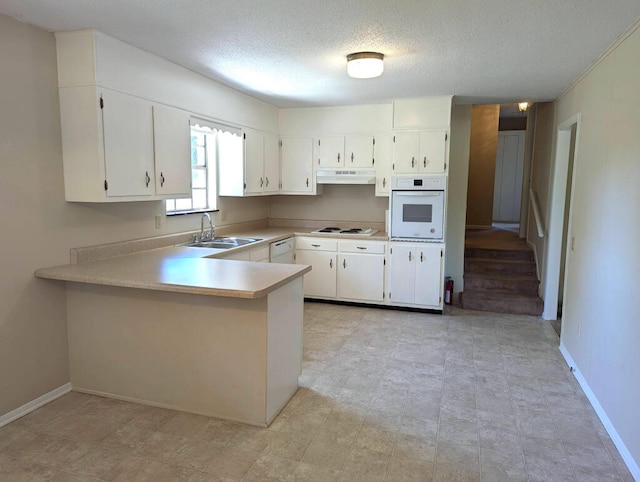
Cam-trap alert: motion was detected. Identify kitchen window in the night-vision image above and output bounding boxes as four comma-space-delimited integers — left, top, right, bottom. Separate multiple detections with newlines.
166, 118, 242, 214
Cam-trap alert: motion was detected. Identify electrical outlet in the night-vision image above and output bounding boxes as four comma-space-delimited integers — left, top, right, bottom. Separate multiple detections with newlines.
155, 215, 162, 229
221, 210, 228, 222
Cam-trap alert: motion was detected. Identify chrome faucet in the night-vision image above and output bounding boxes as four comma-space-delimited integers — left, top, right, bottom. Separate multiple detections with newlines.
200, 212, 214, 241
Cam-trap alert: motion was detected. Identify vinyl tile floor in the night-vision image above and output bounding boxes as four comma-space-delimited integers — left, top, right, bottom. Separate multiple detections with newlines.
0, 303, 633, 481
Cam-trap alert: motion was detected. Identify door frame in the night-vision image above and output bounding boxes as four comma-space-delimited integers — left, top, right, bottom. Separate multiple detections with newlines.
542, 113, 581, 320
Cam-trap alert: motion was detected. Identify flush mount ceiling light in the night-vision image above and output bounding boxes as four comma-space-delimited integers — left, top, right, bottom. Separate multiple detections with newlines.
346, 52, 384, 79
518, 101, 530, 112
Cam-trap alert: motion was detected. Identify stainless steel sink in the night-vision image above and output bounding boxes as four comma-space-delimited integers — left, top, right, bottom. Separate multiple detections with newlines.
183, 237, 262, 249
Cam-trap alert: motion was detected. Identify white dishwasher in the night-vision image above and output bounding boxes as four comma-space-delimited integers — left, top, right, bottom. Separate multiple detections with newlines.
270, 237, 295, 263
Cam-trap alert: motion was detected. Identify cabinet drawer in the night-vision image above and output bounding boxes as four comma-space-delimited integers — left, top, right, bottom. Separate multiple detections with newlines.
249, 246, 270, 262
339, 240, 386, 254
296, 237, 338, 251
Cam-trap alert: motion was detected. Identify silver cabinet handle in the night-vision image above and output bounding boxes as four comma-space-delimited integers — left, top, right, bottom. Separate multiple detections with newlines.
337, 153, 341, 163
383, 178, 386, 187
409, 251, 412, 261
145, 171, 151, 187
351, 152, 354, 162
260, 177, 264, 187
411, 157, 415, 168
357, 246, 367, 250
343, 259, 346, 268
160, 172, 165, 187
265, 177, 269, 187
311, 243, 321, 247
306, 178, 309, 187
420, 251, 424, 262
329, 258, 333, 268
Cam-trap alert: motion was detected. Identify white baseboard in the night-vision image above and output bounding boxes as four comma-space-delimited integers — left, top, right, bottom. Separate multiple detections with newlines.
559, 344, 639, 480
0, 383, 72, 429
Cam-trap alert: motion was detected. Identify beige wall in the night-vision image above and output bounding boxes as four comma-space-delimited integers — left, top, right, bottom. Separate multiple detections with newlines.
269, 185, 388, 224
526, 102, 555, 283
445, 105, 472, 291
552, 23, 640, 474
466, 105, 500, 227
0, 15, 267, 418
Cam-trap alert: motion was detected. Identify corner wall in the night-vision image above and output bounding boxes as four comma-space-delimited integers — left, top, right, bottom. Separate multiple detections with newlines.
445, 105, 472, 291
526, 102, 556, 284
466, 105, 499, 228
554, 22, 640, 477
0, 15, 269, 418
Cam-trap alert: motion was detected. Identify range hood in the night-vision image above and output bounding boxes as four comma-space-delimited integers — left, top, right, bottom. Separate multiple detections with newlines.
316, 169, 376, 185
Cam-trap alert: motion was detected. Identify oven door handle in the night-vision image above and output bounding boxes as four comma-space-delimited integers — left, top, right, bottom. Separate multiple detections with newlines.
392, 191, 441, 196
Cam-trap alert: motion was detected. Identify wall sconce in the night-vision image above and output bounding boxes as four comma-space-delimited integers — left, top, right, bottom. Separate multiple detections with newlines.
346, 52, 384, 79
518, 102, 529, 113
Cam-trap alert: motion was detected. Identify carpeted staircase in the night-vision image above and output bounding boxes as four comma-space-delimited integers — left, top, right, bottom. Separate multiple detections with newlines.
460, 245, 544, 315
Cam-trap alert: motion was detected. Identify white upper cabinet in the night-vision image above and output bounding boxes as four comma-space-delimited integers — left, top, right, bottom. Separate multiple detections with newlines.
58, 86, 161, 202
280, 137, 315, 194
315, 135, 375, 169
392, 132, 420, 173
243, 128, 265, 195
263, 133, 280, 194
218, 128, 281, 197
101, 90, 155, 197
152, 104, 192, 197
345, 135, 375, 168
392, 130, 448, 174
374, 135, 393, 196
419, 130, 447, 173
315, 136, 344, 168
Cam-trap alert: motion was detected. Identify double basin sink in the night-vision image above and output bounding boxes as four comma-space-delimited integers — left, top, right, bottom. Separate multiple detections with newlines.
184, 237, 262, 249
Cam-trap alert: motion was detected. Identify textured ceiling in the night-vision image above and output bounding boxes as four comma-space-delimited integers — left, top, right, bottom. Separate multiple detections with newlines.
2, 0, 640, 108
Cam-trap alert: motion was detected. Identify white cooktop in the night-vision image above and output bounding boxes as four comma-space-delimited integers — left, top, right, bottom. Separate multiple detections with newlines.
311, 227, 379, 236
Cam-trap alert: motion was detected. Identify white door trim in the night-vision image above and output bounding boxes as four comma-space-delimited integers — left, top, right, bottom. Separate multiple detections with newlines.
542, 113, 581, 320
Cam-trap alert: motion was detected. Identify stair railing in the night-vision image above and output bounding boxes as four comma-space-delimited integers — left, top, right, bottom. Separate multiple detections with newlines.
529, 187, 545, 238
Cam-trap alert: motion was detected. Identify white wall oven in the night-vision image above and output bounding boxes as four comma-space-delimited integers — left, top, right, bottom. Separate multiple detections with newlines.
390, 175, 446, 241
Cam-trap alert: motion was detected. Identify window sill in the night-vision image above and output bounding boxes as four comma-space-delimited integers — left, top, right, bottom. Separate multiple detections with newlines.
166, 209, 220, 217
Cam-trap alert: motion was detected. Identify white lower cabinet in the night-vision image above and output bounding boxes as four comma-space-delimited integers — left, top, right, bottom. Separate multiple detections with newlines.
337, 241, 385, 302
294, 238, 338, 298
388, 243, 444, 308
295, 237, 386, 303
222, 245, 270, 262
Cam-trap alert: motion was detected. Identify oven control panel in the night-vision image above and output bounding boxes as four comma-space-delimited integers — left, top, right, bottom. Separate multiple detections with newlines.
391, 175, 446, 190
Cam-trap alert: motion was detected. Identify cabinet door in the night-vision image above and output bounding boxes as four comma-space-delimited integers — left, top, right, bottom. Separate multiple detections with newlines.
345, 135, 374, 168
388, 245, 416, 304
414, 245, 443, 306
418, 130, 447, 173
337, 253, 384, 302
280, 137, 314, 194
315, 136, 344, 167
153, 104, 191, 197
263, 132, 280, 194
374, 135, 393, 196
392, 132, 419, 173
101, 89, 155, 197
295, 250, 337, 298
244, 128, 265, 195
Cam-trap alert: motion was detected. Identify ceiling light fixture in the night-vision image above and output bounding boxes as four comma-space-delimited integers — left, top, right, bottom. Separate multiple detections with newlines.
347, 52, 384, 79
518, 102, 529, 112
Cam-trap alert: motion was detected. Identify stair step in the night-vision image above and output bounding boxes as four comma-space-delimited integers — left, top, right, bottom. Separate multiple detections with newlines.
465, 247, 533, 262
464, 272, 539, 295
460, 290, 543, 316
464, 257, 537, 276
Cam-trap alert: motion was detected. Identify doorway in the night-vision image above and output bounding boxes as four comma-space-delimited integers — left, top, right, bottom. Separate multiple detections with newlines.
542, 114, 580, 322
493, 130, 526, 225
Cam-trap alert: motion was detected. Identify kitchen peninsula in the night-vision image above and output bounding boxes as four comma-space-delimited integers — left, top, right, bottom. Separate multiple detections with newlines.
35, 241, 310, 427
